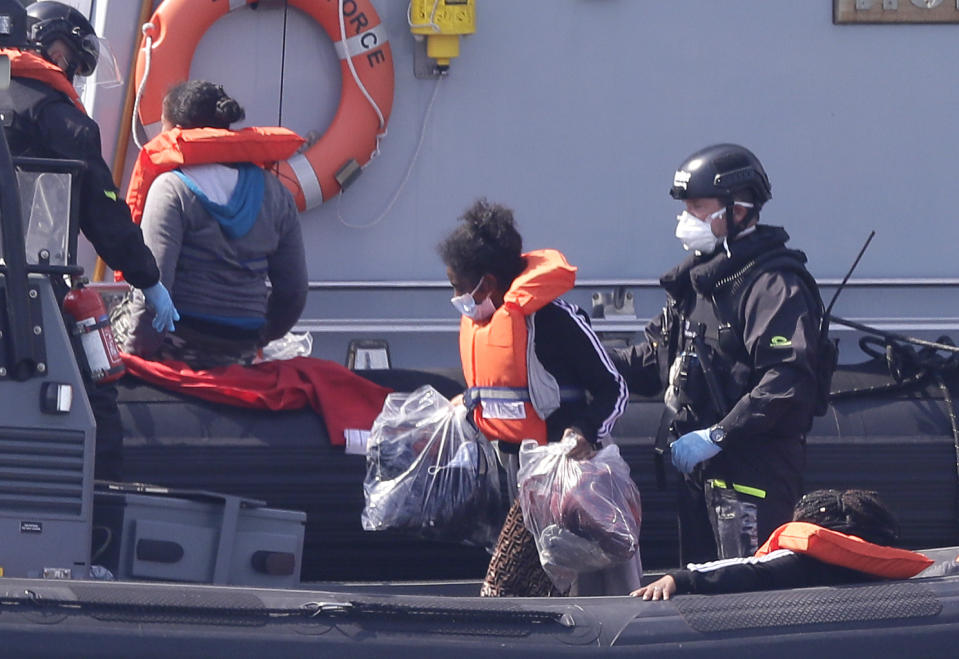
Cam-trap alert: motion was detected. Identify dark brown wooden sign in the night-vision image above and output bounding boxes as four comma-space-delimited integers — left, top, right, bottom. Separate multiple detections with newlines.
835, 0, 959, 23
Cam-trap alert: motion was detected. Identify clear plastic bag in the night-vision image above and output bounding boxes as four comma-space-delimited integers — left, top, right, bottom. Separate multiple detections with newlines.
361, 385, 505, 549
256, 331, 313, 362
517, 437, 643, 592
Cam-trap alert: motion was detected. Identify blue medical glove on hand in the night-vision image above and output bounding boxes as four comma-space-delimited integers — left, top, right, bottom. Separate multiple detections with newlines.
670, 428, 722, 474
142, 282, 180, 333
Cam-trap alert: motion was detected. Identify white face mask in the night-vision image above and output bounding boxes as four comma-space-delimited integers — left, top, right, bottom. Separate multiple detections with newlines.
450, 277, 496, 321
675, 210, 722, 254
675, 202, 756, 254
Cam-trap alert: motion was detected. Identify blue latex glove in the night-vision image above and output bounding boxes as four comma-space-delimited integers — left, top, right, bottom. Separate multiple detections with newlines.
142, 282, 180, 333
670, 428, 722, 475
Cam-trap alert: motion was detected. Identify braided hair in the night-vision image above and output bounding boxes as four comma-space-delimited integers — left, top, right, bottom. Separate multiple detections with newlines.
437, 199, 527, 292
792, 489, 900, 546
163, 80, 246, 130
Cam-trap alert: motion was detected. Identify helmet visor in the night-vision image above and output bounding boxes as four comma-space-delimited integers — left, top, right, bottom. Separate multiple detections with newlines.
87, 36, 122, 87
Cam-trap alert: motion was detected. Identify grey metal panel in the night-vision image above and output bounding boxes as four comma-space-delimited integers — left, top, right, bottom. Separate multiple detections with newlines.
0, 277, 95, 577
291, 278, 959, 368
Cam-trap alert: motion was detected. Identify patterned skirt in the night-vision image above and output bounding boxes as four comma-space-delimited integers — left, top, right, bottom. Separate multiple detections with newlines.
480, 499, 564, 598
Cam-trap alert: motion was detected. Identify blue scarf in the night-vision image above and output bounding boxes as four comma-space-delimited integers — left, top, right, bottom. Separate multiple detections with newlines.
174, 164, 265, 239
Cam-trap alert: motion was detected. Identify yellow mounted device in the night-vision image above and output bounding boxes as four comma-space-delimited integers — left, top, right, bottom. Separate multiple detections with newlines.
409, 0, 476, 70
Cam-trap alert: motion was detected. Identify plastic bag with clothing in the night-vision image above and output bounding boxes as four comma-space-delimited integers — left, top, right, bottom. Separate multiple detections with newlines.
518, 434, 643, 593
361, 385, 505, 549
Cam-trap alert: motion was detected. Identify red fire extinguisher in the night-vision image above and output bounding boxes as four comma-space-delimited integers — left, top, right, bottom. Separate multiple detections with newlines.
62, 281, 125, 383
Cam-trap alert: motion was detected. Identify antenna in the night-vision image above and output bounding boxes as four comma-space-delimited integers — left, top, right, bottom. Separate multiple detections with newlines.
824, 230, 875, 322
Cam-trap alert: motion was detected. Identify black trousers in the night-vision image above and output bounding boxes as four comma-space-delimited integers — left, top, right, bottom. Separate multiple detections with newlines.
677, 439, 805, 565
85, 377, 123, 481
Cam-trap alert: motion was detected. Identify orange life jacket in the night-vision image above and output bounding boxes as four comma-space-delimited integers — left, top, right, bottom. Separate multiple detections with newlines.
459, 249, 577, 444
124, 126, 305, 227
755, 521, 934, 579
1, 48, 84, 113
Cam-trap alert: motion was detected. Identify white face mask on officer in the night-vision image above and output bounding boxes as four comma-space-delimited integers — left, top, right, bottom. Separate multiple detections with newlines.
450, 276, 496, 321
675, 209, 723, 254
675, 202, 755, 254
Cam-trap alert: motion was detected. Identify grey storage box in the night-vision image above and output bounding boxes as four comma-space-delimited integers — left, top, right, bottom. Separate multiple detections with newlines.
93, 483, 305, 587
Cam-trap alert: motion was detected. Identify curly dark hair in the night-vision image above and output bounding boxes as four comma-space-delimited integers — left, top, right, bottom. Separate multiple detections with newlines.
792, 489, 900, 546
437, 199, 527, 291
163, 80, 245, 130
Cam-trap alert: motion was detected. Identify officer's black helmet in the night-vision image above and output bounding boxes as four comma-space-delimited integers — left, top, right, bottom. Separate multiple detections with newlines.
669, 143, 772, 208
26, 1, 99, 77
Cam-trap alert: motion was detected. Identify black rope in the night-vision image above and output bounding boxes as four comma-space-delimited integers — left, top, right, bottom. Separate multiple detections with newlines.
934, 372, 959, 526
827, 316, 959, 400
824, 318, 959, 532
829, 335, 928, 400
277, 1, 289, 127
830, 315, 959, 355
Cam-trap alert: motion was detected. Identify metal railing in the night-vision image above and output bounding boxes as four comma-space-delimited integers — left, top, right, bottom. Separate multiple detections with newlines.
295, 278, 959, 335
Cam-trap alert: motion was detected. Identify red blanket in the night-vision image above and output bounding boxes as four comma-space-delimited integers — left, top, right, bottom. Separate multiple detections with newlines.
121, 354, 391, 446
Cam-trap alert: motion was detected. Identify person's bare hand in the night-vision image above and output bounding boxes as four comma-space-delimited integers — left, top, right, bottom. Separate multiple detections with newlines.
563, 427, 596, 460
630, 575, 677, 600
450, 393, 464, 407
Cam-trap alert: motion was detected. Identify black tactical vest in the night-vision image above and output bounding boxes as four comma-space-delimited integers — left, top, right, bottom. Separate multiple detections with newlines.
0, 77, 64, 157
657, 243, 817, 436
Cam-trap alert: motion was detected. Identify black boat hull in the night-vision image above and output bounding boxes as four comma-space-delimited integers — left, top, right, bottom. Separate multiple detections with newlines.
118, 360, 959, 582
1, 566, 958, 657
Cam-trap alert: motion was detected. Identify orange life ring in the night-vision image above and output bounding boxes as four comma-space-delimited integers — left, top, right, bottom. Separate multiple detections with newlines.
133, 0, 395, 211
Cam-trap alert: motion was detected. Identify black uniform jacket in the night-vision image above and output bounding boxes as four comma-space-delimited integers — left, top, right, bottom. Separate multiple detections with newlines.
612, 225, 821, 446
0, 76, 160, 289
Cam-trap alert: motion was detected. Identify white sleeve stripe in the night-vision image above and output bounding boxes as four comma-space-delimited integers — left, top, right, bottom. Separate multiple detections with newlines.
687, 549, 797, 573
551, 298, 628, 438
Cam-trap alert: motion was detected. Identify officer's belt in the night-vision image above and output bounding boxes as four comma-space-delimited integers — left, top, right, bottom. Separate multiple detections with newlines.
708, 478, 767, 499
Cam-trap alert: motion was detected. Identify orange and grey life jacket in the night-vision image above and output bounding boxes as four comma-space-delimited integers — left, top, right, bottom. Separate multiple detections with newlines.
125, 126, 305, 227
459, 248, 584, 445
755, 521, 933, 579
1, 48, 84, 112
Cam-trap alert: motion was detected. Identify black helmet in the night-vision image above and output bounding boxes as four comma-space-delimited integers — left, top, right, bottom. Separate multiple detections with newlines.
669, 143, 772, 207
26, 1, 99, 78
